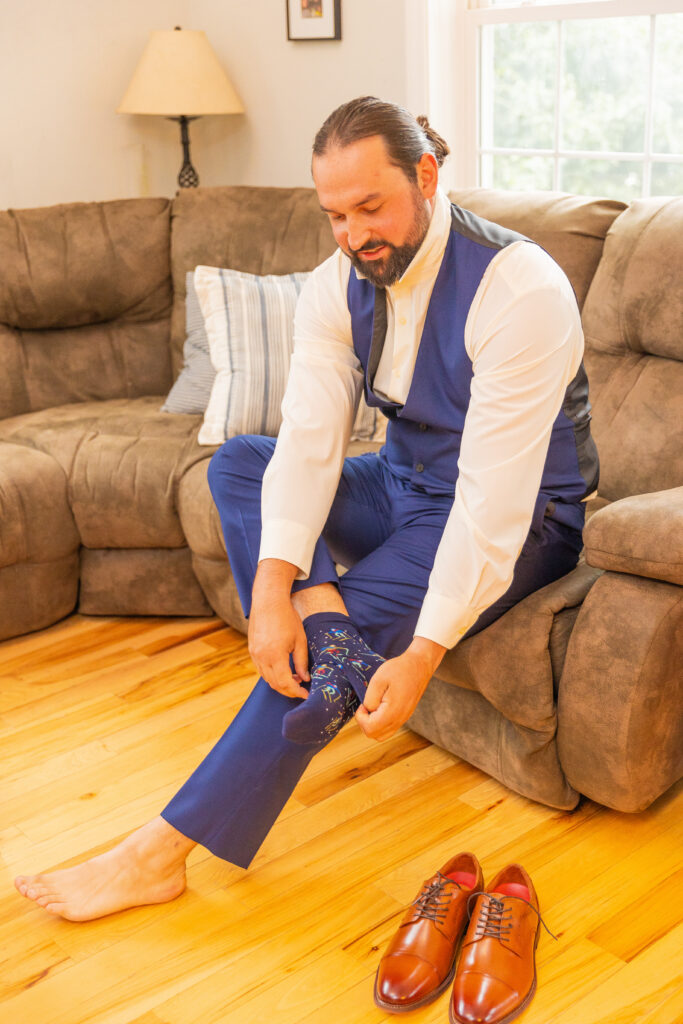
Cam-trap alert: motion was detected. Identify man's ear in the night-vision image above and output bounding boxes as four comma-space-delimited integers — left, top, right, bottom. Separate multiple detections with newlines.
416, 152, 439, 200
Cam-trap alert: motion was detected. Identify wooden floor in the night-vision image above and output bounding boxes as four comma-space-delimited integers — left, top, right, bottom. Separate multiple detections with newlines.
0, 614, 681, 1024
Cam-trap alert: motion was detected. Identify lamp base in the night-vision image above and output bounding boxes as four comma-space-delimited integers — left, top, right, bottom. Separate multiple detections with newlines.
169, 115, 200, 188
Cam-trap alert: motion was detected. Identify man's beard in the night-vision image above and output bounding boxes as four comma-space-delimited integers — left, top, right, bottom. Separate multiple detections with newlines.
348, 191, 431, 289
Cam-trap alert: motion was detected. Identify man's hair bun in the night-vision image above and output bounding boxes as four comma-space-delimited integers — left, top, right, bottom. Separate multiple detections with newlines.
416, 115, 451, 167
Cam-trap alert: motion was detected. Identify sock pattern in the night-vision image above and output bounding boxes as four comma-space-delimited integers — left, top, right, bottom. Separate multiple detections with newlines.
282, 612, 385, 745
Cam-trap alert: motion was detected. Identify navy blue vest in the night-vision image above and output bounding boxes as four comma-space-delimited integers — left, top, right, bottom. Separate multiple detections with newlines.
347, 204, 599, 531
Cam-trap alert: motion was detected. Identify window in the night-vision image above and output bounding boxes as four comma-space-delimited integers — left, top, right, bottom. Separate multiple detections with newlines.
427, 0, 683, 197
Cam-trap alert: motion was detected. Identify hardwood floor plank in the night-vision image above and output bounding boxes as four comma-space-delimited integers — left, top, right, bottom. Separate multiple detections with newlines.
543, 923, 683, 1024
520, 938, 624, 1024
158, 948, 371, 1024
586, 866, 683, 962
294, 727, 432, 806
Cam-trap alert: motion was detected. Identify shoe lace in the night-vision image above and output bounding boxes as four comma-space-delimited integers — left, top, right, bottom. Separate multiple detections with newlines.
466, 891, 558, 943
411, 872, 462, 924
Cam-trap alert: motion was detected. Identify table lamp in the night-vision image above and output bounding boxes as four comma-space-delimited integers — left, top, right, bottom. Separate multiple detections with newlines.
117, 26, 244, 188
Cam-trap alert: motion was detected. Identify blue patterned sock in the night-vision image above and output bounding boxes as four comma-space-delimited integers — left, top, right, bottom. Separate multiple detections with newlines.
282, 612, 385, 745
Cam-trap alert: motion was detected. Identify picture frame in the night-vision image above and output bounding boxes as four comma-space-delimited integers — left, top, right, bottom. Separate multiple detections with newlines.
286, 0, 342, 41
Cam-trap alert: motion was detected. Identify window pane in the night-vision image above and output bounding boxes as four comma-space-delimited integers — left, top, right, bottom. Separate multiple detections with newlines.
653, 14, 683, 155
560, 158, 642, 200
562, 18, 649, 153
651, 163, 683, 196
489, 154, 554, 191
482, 22, 557, 150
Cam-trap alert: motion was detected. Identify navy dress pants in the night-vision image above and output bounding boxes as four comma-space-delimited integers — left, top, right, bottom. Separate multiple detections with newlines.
162, 435, 584, 868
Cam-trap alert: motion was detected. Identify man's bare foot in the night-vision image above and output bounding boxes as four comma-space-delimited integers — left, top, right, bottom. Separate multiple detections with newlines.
14, 816, 196, 921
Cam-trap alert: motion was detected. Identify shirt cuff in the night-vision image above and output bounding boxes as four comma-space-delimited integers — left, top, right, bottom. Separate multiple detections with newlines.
259, 518, 318, 581
414, 589, 481, 650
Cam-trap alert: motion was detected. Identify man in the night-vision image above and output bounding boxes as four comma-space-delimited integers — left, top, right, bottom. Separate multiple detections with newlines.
15, 97, 597, 921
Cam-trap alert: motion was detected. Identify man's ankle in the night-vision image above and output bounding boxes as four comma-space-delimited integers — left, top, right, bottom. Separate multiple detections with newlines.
291, 582, 347, 619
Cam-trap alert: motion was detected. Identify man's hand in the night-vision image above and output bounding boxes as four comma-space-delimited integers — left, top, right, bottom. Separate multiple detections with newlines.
248, 559, 310, 699
355, 637, 447, 742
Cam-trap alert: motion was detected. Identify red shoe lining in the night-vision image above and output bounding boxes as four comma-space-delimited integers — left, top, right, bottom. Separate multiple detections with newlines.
446, 870, 477, 888
494, 882, 531, 900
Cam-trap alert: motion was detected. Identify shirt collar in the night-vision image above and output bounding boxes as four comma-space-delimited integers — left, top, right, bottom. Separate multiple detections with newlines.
352, 186, 452, 291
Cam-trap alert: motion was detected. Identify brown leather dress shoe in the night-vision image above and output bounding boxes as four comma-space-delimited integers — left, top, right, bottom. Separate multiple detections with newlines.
374, 852, 484, 1013
450, 863, 548, 1024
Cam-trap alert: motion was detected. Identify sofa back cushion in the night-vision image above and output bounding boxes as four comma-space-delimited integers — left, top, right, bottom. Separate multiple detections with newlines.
170, 186, 336, 376
581, 197, 683, 501
448, 189, 626, 311
0, 198, 173, 419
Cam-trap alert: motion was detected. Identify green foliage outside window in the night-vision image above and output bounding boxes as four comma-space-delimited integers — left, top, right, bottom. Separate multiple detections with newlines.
481, 13, 683, 197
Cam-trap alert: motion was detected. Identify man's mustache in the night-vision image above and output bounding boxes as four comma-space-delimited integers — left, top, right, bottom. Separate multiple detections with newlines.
349, 239, 393, 255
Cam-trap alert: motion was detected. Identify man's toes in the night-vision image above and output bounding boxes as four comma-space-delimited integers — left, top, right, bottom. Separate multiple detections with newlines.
35, 892, 62, 909
27, 883, 48, 899
15, 875, 39, 894
43, 902, 68, 918
22, 877, 58, 901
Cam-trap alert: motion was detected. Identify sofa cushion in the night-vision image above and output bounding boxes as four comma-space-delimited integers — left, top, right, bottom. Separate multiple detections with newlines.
434, 562, 601, 726
0, 442, 79, 640
583, 197, 683, 362
448, 189, 626, 310
583, 487, 683, 585
408, 563, 601, 811
0, 198, 173, 418
581, 197, 683, 502
0, 443, 78, 568
169, 186, 337, 376
79, 547, 213, 617
0, 397, 215, 549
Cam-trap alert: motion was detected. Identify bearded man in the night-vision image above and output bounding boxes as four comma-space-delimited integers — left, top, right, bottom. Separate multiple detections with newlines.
15, 97, 597, 921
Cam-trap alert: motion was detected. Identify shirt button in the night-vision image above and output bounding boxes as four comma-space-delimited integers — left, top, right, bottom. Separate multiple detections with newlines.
419, 422, 428, 431
399, 316, 407, 326
415, 462, 424, 473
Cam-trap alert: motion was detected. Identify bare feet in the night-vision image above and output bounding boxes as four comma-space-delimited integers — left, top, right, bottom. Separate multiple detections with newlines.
14, 816, 196, 921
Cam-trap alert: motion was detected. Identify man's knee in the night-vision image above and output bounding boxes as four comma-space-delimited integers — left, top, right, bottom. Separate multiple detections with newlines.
207, 434, 276, 504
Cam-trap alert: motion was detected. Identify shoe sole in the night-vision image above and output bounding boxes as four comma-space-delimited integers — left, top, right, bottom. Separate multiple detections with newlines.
373, 932, 464, 1014
448, 915, 541, 1024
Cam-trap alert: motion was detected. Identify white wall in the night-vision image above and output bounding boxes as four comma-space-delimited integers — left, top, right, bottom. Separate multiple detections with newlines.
0, 0, 411, 210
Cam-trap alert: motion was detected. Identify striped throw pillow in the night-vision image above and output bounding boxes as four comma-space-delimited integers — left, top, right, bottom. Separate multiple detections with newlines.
194, 265, 386, 447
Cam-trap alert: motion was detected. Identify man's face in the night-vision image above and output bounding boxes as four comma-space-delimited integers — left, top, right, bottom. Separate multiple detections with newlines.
313, 135, 433, 288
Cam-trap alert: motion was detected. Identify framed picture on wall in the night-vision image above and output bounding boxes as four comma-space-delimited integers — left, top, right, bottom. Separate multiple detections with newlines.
286, 0, 342, 41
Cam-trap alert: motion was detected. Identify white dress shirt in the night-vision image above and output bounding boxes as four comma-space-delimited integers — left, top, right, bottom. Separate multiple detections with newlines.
259, 188, 584, 649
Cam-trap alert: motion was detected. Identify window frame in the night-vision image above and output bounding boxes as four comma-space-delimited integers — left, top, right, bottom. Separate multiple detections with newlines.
423, 0, 683, 193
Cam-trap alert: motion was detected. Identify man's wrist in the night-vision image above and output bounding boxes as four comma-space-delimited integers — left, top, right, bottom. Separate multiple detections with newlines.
407, 635, 447, 674
253, 558, 300, 597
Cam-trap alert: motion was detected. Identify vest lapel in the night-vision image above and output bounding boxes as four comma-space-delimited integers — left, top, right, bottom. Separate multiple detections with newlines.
367, 286, 388, 391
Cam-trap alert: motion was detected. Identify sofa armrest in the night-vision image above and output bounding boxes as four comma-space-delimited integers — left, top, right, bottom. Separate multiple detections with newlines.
583, 486, 683, 585
557, 571, 683, 811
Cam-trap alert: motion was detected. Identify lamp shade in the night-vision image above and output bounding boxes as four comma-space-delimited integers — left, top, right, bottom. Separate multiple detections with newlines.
117, 29, 244, 116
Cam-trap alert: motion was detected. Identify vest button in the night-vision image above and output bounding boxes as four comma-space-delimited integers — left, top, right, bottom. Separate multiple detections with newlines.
415, 462, 424, 473
419, 422, 428, 431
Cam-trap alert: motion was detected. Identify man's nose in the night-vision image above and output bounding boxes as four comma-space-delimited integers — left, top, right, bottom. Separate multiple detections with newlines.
346, 217, 371, 253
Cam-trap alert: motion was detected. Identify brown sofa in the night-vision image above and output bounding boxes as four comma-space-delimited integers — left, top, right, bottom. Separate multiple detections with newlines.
1, 186, 681, 816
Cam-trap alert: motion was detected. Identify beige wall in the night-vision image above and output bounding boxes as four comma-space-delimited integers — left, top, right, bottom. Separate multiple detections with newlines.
1, 0, 410, 211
